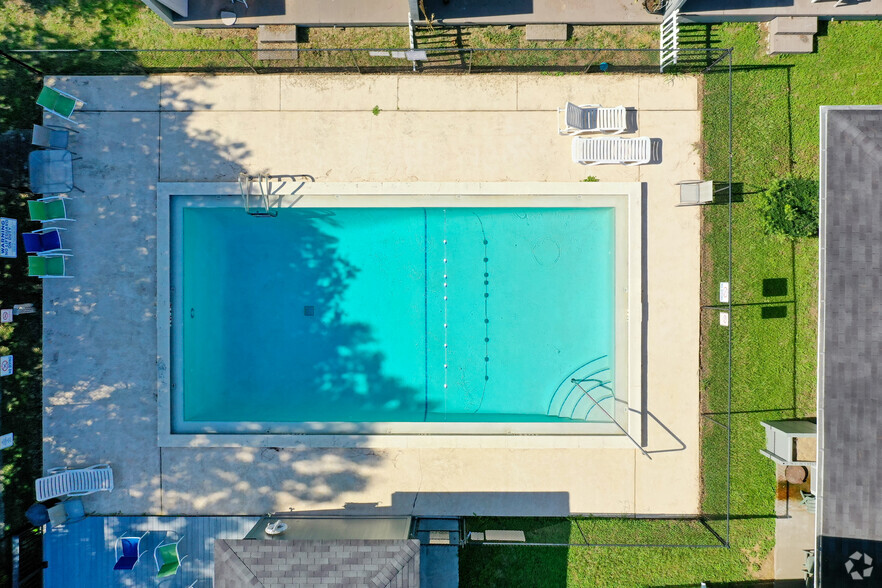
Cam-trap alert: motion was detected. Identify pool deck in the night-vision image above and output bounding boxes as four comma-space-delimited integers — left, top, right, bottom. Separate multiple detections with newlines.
42, 73, 701, 517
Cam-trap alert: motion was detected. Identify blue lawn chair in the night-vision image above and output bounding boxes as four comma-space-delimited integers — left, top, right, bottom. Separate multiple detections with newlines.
114, 531, 148, 571
22, 227, 69, 256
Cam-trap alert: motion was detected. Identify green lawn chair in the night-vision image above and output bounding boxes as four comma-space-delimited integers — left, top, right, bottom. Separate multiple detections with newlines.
154, 535, 187, 579
28, 197, 74, 224
28, 255, 71, 278
36, 86, 84, 123
800, 490, 816, 514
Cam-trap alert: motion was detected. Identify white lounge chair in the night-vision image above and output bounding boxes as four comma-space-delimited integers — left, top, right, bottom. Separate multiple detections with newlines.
558, 102, 627, 135
678, 180, 715, 205
572, 137, 651, 166
35, 464, 114, 502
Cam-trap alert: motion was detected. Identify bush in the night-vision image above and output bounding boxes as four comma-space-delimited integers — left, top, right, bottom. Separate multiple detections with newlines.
756, 177, 819, 238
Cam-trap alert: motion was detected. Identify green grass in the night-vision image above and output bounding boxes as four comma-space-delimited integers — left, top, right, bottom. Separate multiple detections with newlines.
0, 192, 45, 537
463, 21, 882, 586
2, 7, 881, 583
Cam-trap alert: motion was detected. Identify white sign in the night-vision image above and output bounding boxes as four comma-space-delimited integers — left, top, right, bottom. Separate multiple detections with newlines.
719, 311, 729, 327
0, 218, 16, 258
405, 50, 428, 61
0, 433, 12, 450
719, 281, 730, 304
0, 355, 12, 376
0, 309, 11, 323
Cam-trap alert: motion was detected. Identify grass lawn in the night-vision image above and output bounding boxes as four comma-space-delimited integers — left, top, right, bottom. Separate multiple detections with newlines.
461, 20, 882, 587
1, 6, 881, 584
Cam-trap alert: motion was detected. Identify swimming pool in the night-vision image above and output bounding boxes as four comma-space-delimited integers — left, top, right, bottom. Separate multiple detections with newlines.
157, 183, 642, 445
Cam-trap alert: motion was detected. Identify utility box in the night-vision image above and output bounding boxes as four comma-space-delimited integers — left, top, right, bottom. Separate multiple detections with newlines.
760, 419, 817, 466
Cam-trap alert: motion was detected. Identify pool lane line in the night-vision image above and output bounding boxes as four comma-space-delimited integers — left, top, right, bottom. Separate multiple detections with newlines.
423, 208, 429, 422
442, 209, 449, 420
471, 212, 490, 413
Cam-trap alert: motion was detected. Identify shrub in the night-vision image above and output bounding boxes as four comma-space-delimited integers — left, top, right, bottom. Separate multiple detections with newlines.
756, 177, 819, 238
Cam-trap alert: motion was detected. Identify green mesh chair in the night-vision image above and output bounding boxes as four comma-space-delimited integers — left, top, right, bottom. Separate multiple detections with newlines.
28, 255, 71, 279
36, 86, 84, 123
154, 535, 187, 579
28, 197, 74, 224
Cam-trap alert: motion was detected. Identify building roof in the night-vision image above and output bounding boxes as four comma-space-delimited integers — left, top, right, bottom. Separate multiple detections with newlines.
818, 105, 882, 584
215, 539, 420, 588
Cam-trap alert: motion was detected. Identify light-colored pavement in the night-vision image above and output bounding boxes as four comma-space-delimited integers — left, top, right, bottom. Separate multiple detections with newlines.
42, 73, 701, 517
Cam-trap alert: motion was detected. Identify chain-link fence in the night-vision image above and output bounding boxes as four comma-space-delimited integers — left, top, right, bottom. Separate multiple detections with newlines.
0, 44, 733, 549
1, 46, 728, 76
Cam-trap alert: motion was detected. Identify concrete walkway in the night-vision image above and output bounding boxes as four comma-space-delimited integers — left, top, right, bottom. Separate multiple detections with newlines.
41, 73, 701, 518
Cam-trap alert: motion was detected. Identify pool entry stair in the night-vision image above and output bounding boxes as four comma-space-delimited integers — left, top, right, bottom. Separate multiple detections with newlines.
239, 172, 278, 217
546, 356, 616, 422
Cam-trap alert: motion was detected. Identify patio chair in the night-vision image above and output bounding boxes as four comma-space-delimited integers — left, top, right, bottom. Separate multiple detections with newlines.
32, 124, 77, 150
558, 103, 628, 135
114, 530, 149, 570
22, 227, 69, 256
28, 255, 72, 279
35, 464, 112, 501
47, 498, 86, 527
803, 548, 815, 582
29, 150, 79, 195
800, 490, 817, 514
572, 137, 651, 166
155, 535, 188, 579
36, 86, 84, 123
28, 197, 74, 224
677, 180, 715, 205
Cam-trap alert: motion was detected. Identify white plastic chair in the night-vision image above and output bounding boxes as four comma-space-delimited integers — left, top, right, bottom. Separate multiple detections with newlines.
35, 464, 114, 501
571, 137, 651, 166
558, 102, 627, 135
677, 180, 715, 205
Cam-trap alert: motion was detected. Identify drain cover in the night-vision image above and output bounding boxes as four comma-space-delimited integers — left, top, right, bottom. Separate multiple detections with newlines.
303, 306, 315, 316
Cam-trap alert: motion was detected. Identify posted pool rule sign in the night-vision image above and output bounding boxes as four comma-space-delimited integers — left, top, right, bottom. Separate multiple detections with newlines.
0, 218, 16, 258
0, 355, 12, 376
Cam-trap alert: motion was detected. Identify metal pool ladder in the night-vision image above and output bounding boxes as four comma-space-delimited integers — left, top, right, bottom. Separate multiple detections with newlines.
239, 172, 278, 217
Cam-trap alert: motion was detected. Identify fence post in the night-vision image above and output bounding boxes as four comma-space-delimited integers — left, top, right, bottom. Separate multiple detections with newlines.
236, 49, 259, 74
349, 49, 361, 74
113, 49, 149, 75
0, 50, 44, 76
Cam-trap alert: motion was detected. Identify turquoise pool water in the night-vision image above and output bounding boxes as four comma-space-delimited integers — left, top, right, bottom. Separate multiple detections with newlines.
175, 206, 617, 428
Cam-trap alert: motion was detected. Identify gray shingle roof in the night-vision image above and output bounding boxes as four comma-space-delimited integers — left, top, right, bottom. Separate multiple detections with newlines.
819, 106, 882, 541
214, 539, 420, 588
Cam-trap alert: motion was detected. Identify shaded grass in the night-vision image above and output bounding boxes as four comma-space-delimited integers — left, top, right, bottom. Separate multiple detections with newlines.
1, 7, 878, 585
0, 190, 44, 535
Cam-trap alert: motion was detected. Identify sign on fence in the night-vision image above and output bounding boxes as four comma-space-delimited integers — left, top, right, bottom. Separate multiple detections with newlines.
0, 309, 11, 323
0, 355, 12, 376
0, 433, 13, 449
0, 218, 17, 258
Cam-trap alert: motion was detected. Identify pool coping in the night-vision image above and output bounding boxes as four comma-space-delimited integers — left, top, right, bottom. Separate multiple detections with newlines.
157, 181, 643, 448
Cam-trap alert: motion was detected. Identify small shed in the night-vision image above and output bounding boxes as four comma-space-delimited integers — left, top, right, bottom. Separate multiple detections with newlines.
760, 419, 817, 466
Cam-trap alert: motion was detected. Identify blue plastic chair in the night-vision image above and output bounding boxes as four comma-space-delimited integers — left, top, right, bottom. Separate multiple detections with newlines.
114, 531, 148, 571
22, 228, 68, 256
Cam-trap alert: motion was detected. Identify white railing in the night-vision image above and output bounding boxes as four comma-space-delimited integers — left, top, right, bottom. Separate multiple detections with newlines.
660, 9, 680, 73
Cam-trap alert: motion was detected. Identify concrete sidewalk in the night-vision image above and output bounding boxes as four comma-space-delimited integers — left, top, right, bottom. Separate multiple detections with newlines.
41, 73, 702, 518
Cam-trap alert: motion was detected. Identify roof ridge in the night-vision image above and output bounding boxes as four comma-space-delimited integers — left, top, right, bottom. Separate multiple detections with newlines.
368, 541, 419, 588
215, 539, 266, 588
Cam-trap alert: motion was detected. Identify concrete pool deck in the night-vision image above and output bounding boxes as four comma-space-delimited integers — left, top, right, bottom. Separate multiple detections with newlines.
42, 73, 701, 517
